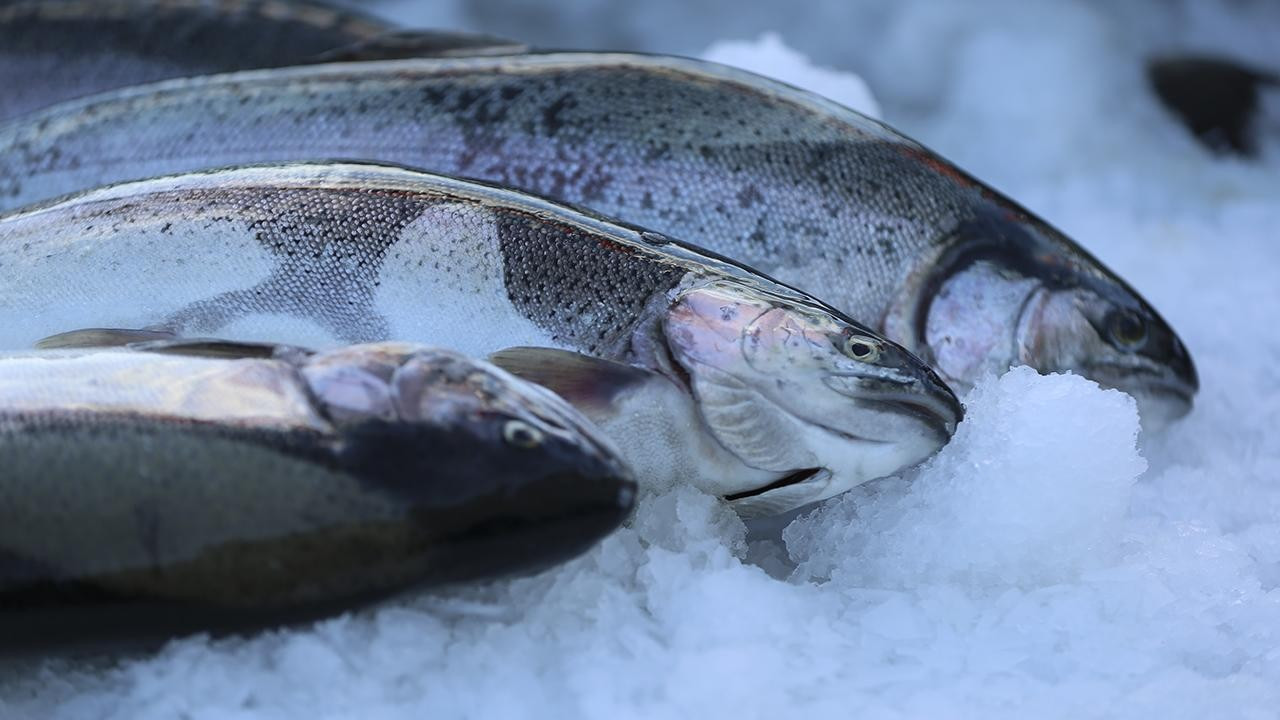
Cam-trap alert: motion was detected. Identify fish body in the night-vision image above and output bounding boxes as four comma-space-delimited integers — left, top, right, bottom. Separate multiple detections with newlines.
0, 341, 634, 645
0, 53, 1196, 422
0, 0, 399, 121
0, 162, 960, 515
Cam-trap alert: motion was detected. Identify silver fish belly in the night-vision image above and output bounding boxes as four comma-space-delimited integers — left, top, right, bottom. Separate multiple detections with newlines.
0, 162, 960, 515
0, 341, 634, 644
0, 52, 1195, 423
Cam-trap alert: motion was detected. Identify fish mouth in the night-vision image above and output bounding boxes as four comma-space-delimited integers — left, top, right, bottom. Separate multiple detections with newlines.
826, 375, 964, 440
865, 396, 960, 440
724, 467, 824, 502
1083, 361, 1196, 420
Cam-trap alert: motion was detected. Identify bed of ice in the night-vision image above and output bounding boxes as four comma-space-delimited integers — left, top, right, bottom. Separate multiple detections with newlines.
3, 1, 1279, 717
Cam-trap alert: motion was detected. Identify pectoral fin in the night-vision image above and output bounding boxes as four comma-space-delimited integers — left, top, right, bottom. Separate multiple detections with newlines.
35, 327, 176, 349
488, 347, 656, 416
35, 328, 311, 360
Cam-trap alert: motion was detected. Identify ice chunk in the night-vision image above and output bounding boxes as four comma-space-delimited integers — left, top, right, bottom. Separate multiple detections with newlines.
787, 368, 1147, 589
701, 33, 882, 119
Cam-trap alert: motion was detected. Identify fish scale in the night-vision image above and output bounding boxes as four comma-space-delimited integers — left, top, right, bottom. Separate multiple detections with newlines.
0, 54, 1195, 429
2, 177, 685, 354
0, 342, 636, 645
0, 0, 394, 122
0, 162, 963, 515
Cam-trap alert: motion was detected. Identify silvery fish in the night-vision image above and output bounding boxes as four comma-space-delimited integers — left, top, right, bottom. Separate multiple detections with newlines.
0, 0, 523, 121
0, 162, 961, 516
0, 341, 634, 645
0, 53, 1196, 423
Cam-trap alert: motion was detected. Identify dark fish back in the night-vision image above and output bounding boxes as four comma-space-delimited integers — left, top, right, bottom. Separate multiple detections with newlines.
0, 0, 391, 120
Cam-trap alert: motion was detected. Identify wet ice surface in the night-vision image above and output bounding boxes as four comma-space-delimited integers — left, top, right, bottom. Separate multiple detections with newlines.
5, 1, 1280, 717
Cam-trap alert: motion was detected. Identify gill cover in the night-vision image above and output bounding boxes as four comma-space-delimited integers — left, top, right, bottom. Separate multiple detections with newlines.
662, 282, 820, 473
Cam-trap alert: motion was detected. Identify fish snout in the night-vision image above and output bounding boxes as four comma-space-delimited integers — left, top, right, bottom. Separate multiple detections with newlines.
865, 344, 964, 437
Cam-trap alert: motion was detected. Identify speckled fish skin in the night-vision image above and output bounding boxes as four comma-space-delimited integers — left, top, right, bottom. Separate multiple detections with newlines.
0, 52, 1196, 424
0, 162, 961, 516
0, 341, 635, 646
0, 0, 393, 121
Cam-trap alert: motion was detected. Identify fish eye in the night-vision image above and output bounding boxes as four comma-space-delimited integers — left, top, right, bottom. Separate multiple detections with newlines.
502, 420, 544, 448
1107, 310, 1148, 349
842, 335, 882, 363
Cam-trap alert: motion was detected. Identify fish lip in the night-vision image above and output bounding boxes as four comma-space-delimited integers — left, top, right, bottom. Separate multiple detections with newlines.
825, 373, 963, 439
864, 396, 959, 440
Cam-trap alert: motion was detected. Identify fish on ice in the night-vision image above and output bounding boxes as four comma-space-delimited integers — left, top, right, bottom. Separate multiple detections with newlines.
0, 340, 635, 646
0, 52, 1197, 423
0, 161, 961, 516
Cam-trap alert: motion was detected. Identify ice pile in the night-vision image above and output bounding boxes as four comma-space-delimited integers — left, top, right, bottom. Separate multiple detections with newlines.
787, 367, 1146, 589
0, 367, 1168, 719
6, 3, 1280, 718
701, 33, 882, 119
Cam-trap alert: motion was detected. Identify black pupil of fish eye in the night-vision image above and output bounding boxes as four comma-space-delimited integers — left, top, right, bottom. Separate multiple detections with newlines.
1114, 312, 1146, 343
848, 340, 871, 357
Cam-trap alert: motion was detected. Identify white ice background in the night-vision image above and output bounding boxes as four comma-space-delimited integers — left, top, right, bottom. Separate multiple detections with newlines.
4, 0, 1280, 717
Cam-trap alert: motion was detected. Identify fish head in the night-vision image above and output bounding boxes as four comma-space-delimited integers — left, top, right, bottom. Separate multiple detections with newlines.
299, 342, 636, 578
657, 278, 961, 514
889, 207, 1198, 428
1013, 277, 1197, 428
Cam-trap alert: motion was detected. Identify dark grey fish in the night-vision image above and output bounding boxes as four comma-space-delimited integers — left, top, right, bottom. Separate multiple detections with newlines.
0, 162, 961, 517
0, 340, 635, 646
1148, 55, 1279, 157
0, 52, 1197, 424
0, 0, 522, 121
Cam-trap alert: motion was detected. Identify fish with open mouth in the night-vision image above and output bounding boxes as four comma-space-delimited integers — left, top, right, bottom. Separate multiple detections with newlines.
0, 162, 961, 516
0, 340, 634, 645
0, 52, 1196, 423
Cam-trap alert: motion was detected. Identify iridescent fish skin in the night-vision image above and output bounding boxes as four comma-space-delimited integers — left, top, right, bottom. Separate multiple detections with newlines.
0, 162, 961, 515
0, 53, 1195, 423
0, 341, 635, 645
0, 0, 396, 121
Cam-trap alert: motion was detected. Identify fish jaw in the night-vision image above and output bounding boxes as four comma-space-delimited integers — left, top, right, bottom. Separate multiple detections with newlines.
660, 279, 960, 514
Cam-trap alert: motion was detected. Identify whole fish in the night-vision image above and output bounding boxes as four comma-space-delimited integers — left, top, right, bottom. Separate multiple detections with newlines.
0, 162, 961, 516
0, 0, 523, 121
0, 341, 634, 645
0, 53, 1196, 423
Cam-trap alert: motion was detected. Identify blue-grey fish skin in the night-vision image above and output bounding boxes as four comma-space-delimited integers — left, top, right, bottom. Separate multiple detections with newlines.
0, 53, 1196, 420
0, 162, 962, 518
0, 0, 392, 121
0, 343, 635, 647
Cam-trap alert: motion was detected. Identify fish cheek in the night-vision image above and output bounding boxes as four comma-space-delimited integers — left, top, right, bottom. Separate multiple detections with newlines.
921, 261, 1041, 389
